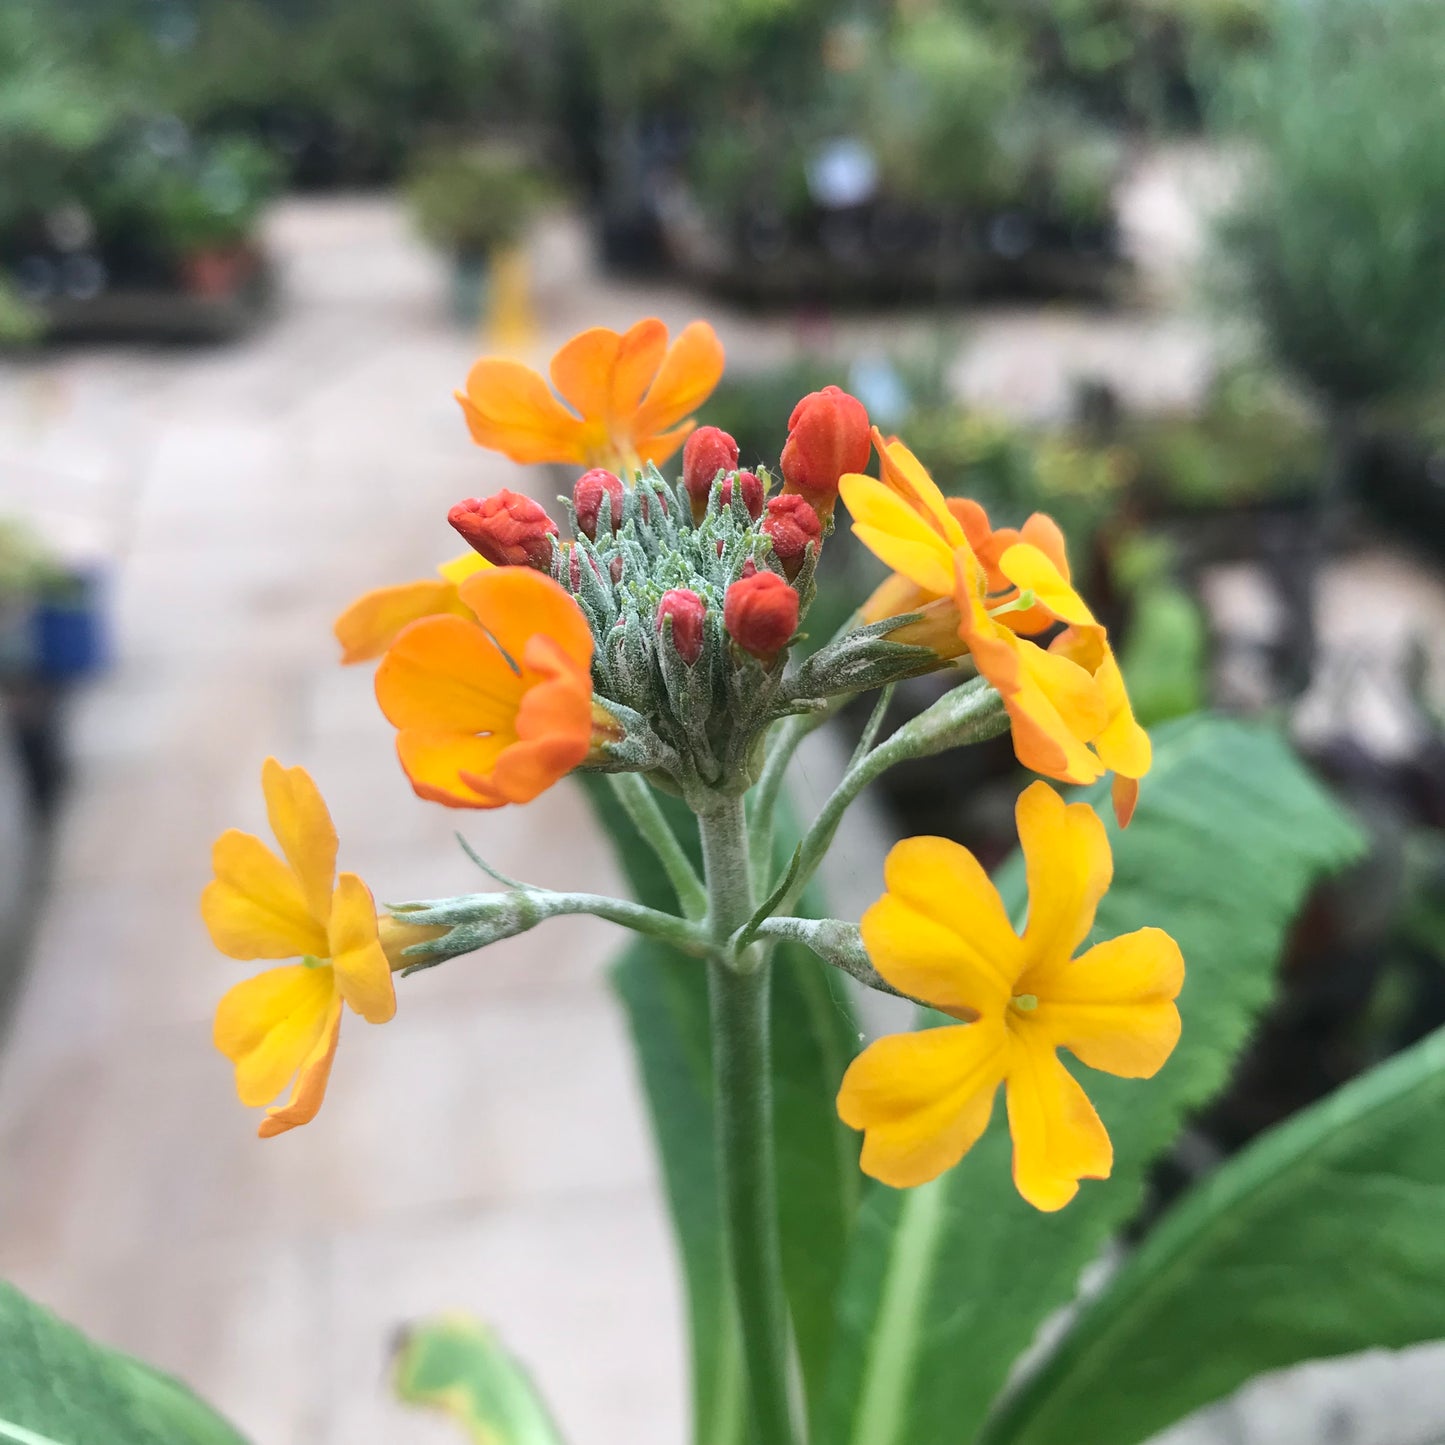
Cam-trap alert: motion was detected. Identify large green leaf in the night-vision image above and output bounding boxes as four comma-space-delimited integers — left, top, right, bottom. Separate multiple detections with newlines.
819, 717, 1364, 1445
983, 1021, 1445, 1445
584, 774, 859, 1442
393, 1315, 564, 1445
0, 1278, 249, 1445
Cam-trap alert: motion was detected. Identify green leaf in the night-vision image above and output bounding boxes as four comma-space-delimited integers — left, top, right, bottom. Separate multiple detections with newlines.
393, 1315, 564, 1445
819, 716, 1365, 1445
984, 1021, 1445, 1445
583, 773, 859, 1442
0, 1277, 249, 1445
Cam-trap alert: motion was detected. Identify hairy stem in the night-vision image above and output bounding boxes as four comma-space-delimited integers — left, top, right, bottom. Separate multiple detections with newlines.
606, 771, 708, 918
699, 798, 797, 1445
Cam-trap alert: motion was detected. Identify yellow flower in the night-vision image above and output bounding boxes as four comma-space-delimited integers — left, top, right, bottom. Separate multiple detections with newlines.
334, 553, 491, 665
455, 318, 725, 474
201, 759, 396, 1137
837, 782, 1184, 1210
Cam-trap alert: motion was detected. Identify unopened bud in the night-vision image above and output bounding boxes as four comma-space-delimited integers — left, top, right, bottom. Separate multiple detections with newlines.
449, 490, 558, 570
780, 386, 870, 521
683, 426, 740, 520
762, 493, 822, 580
573, 468, 624, 540
719, 469, 765, 520
724, 571, 799, 662
657, 588, 706, 665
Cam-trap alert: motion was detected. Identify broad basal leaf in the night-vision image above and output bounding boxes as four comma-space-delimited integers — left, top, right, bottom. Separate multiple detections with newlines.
393, 1315, 563, 1445
0, 1278, 249, 1445
819, 717, 1364, 1445
983, 1022, 1445, 1445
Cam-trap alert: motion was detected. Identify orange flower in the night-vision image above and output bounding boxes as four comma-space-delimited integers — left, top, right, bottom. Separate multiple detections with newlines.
455, 318, 725, 474
374, 566, 599, 808
840, 436, 1149, 822
334, 553, 491, 665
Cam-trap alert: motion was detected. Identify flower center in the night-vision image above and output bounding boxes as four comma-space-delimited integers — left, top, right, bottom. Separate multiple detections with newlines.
1010, 993, 1039, 1014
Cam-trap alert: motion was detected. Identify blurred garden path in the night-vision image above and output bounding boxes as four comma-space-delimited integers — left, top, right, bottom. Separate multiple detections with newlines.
1, 155, 1443, 1445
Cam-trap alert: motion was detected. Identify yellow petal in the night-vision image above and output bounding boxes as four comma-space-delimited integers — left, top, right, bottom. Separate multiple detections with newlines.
1005, 1031, 1113, 1211
334, 578, 471, 664
435, 551, 493, 588
456, 358, 588, 464
860, 572, 933, 627
840, 474, 959, 597
1014, 782, 1113, 975
1033, 927, 1184, 1078
875, 435, 968, 547
1092, 647, 1152, 780
458, 566, 594, 677
327, 872, 396, 1024
631, 321, 725, 440
862, 836, 1024, 1014
375, 614, 524, 734
202, 830, 329, 960
259, 991, 344, 1138
838, 1020, 1008, 1188
213, 962, 338, 1107
998, 544, 1098, 628
261, 758, 336, 928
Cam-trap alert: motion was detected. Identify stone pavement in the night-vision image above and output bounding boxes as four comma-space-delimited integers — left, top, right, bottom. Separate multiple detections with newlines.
0, 178, 1443, 1445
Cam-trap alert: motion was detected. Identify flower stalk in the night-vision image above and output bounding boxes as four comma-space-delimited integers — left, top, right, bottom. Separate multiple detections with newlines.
699, 796, 797, 1445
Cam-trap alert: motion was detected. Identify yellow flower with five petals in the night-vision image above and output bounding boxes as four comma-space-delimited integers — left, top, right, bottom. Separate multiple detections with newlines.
837, 781, 1184, 1210
201, 759, 397, 1137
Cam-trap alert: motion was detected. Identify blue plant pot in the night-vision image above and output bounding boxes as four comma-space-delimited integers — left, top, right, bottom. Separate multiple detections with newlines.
31, 572, 110, 680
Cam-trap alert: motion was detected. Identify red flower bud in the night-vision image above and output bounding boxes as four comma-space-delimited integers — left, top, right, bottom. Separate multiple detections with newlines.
762, 493, 823, 580
449, 490, 558, 570
657, 588, 707, 665
780, 385, 870, 520
719, 469, 765, 519
572, 468, 624, 540
683, 426, 740, 519
724, 571, 799, 662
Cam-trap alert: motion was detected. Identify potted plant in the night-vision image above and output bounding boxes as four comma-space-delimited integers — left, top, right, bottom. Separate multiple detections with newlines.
404, 143, 551, 323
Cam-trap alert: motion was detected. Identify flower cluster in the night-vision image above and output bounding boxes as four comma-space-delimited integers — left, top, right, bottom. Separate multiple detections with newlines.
200, 316, 1182, 1216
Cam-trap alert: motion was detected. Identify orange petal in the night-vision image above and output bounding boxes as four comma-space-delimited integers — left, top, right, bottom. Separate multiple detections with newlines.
214, 962, 337, 1107
862, 836, 1024, 1015
327, 872, 396, 1024
375, 614, 524, 734
482, 636, 593, 803
260, 758, 336, 928
202, 830, 330, 960
1112, 774, 1140, 828
1032, 927, 1184, 1079
838, 1020, 1008, 1188
259, 991, 344, 1138
335, 578, 470, 664
1005, 1032, 1112, 1211
631, 321, 725, 441
457, 358, 588, 464
635, 419, 696, 467
1013, 781, 1113, 974
860, 571, 934, 627
1020, 513, 1070, 580
458, 566, 594, 677
549, 326, 621, 423
395, 728, 513, 808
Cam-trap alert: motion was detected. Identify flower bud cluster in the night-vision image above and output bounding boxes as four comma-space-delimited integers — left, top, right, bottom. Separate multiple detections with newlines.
445, 392, 938, 801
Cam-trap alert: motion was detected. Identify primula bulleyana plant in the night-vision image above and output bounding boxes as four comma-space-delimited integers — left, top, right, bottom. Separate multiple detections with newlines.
202, 317, 1183, 1440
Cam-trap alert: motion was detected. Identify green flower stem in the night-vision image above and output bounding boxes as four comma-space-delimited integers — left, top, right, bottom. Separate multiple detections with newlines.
775, 678, 1008, 918
749, 709, 830, 893
388, 889, 708, 966
606, 771, 708, 919
698, 796, 798, 1445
